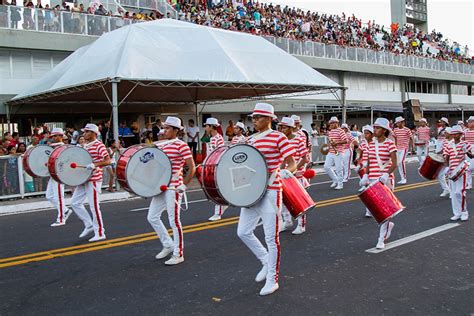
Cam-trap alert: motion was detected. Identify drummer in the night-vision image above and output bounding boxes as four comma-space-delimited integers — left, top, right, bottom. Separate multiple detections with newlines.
324, 117, 347, 190
356, 125, 373, 202
437, 127, 452, 198
148, 116, 195, 265
291, 115, 312, 170
392, 116, 413, 185
204, 117, 229, 221
231, 122, 247, 144
238, 103, 296, 296
70, 123, 111, 242
443, 125, 473, 221
359, 118, 398, 249
435, 117, 449, 153
415, 118, 431, 165
47, 128, 73, 227
341, 123, 358, 183
463, 116, 474, 190
278, 117, 309, 235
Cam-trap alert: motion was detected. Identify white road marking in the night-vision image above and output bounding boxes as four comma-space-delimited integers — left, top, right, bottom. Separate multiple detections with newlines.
365, 223, 462, 253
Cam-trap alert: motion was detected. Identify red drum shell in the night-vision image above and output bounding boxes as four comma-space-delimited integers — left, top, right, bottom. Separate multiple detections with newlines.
202, 147, 228, 205
419, 153, 445, 180
449, 160, 470, 182
116, 145, 141, 193
359, 180, 405, 224
48, 145, 92, 186
282, 175, 316, 219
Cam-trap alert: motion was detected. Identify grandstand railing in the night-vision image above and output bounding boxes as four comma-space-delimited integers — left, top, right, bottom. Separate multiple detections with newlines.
117, 0, 177, 18
0, 4, 472, 75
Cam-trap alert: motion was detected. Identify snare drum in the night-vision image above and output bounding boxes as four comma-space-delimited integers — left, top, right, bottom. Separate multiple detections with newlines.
449, 160, 470, 182
201, 144, 268, 207
359, 180, 405, 224
116, 144, 172, 197
418, 153, 446, 180
48, 145, 93, 186
281, 172, 316, 219
23, 145, 53, 177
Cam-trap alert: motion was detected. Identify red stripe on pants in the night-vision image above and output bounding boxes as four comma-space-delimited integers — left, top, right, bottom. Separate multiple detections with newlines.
92, 182, 103, 237
461, 173, 467, 212
275, 191, 281, 283
174, 192, 183, 257
401, 150, 407, 178
57, 183, 63, 223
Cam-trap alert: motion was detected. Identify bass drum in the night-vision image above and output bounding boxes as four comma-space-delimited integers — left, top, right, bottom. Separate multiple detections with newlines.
48, 145, 93, 186
23, 144, 52, 177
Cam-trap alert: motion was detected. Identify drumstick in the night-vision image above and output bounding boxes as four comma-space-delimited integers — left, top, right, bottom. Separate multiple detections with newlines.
70, 162, 87, 169
160, 185, 177, 191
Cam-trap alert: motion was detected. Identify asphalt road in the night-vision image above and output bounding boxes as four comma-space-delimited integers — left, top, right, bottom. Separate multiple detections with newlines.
1, 164, 473, 315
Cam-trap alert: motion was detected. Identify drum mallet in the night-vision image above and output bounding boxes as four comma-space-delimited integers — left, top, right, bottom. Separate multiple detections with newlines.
70, 162, 87, 169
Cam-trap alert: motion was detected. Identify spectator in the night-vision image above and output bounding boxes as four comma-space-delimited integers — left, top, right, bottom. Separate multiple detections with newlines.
39, 131, 50, 144
16, 142, 26, 154
67, 125, 80, 145
118, 121, 132, 137
144, 131, 154, 145
77, 135, 86, 146
3, 145, 18, 195
9, 0, 21, 29
27, 135, 39, 150
10, 132, 19, 147
186, 119, 199, 159
225, 120, 235, 141
152, 119, 162, 141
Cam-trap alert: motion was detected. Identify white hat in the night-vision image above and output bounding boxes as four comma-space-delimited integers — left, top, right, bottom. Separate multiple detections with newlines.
290, 115, 301, 123
445, 127, 452, 134
163, 116, 184, 130
204, 117, 220, 126
467, 116, 474, 122
373, 118, 392, 132
235, 122, 246, 131
328, 116, 339, 124
457, 120, 464, 125
419, 118, 427, 123
81, 123, 99, 135
394, 116, 405, 124
278, 117, 295, 127
50, 127, 65, 136
341, 123, 349, 129
249, 103, 277, 119
439, 117, 449, 124
362, 125, 374, 133
449, 125, 464, 134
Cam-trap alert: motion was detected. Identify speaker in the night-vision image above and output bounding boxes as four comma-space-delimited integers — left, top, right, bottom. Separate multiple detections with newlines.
403, 99, 422, 129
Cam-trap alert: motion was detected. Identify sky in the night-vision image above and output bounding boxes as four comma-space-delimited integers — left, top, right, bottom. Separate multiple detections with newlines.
265, 0, 473, 54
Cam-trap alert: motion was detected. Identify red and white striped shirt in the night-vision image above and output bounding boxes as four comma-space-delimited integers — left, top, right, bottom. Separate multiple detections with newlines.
443, 141, 472, 173
358, 140, 369, 166
209, 133, 224, 153
327, 128, 347, 154
158, 139, 192, 187
393, 127, 412, 150
289, 135, 308, 179
250, 130, 295, 190
416, 126, 430, 144
85, 140, 108, 182
343, 132, 355, 150
437, 127, 447, 142
464, 129, 474, 146
366, 139, 397, 180
231, 135, 247, 145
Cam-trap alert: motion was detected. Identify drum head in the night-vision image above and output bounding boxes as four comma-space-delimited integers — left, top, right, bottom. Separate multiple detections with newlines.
125, 146, 172, 197
25, 145, 52, 177
215, 144, 268, 207
53, 146, 93, 186
428, 153, 445, 163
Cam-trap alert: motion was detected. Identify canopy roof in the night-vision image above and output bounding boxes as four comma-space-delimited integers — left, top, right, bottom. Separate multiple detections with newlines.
9, 19, 340, 106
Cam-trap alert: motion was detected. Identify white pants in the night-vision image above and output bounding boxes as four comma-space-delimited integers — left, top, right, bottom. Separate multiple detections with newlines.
397, 149, 408, 181
342, 149, 353, 181
438, 167, 450, 192
416, 144, 429, 165
449, 173, 468, 217
365, 178, 396, 242
214, 204, 227, 216
71, 181, 104, 237
46, 178, 67, 223
324, 153, 343, 185
147, 190, 183, 257
238, 190, 282, 283
467, 157, 473, 189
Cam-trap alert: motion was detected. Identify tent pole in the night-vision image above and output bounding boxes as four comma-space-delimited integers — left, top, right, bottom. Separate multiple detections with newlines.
461, 107, 465, 122
370, 107, 374, 124
111, 80, 119, 144
6, 103, 10, 123
341, 88, 347, 124
194, 102, 200, 152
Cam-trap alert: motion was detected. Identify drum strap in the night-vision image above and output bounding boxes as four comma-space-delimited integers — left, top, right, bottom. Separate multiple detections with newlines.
267, 169, 278, 186
247, 129, 273, 144
374, 140, 391, 171
154, 138, 179, 147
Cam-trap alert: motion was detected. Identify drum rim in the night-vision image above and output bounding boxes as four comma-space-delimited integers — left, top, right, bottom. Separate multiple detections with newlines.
357, 178, 383, 196
120, 145, 172, 197
51, 145, 93, 186
24, 144, 53, 178
201, 146, 228, 205
449, 160, 470, 181
427, 153, 446, 163
378, 207, 405, 224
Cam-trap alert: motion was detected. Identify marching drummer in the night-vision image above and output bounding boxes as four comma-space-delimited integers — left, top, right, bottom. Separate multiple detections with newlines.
231, 122, 247, 144
463, 116, 474, 190
415, 118, 431, 165
443, 125, 473, 221
148, 116, 195, 265
356, 125, 373, 203
437, 127, 452, 198
205, 117, 229, 221
47, 128, 73, 227
278, 117, 309, 235
291, 115, 312, 169
70, 123, 111, 242
359, 118, 398, 249
341, 123, 357, 183
392, 116, 413, 185
324, 117, 347, 190
238, 103, 296, 296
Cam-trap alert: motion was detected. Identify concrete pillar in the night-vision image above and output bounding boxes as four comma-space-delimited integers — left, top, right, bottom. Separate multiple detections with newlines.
111, 80, 119, 144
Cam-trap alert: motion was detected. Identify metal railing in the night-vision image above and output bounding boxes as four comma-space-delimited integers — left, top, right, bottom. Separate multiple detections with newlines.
117, 0, 177, 18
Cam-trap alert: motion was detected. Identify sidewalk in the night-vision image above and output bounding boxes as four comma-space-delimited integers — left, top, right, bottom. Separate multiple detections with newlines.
0, 157, 420, 215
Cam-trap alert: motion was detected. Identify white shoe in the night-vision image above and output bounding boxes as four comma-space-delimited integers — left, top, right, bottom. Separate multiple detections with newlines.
376, 240, 385, 249
79, 226, 94, 238
64, 208, 73, 222
330, 182, 337, 188
335, 184, 343, 190
89, 234, 106, 242
155, 247, 173, 260
365, 211, 372, 218
259, 281, 279, 296
440, 190, 450, 197
384, 222, 395, 240
460, 213, 469, 221
291, 226, 305, 235
208, 214, 221, 221
279, 221, 293, 233
358, 186, 365, 192
343, 179, 348, 183
466, 185, 472, 190
50, 221, 65, 227
450, 215, 461, 221
165, 256, 184, 265
255, 264, 267, 283
397, 179, 407, 185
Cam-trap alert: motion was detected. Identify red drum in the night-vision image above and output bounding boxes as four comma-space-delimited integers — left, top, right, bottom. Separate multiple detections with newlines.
48, 145, 93, 186
23, 145, 52, 177
202, 144, 268, 207
449, 160, 470, 182
418, 153, 445, 180
359, 180, 405, 224
281, 173, 316, 219
116, 144, 172, 198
